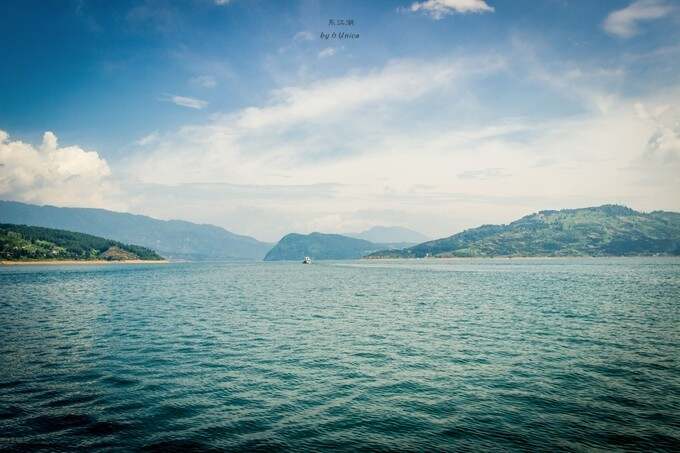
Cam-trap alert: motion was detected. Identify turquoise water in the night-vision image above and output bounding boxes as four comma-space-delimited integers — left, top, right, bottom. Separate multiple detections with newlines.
1, 258, 679, 451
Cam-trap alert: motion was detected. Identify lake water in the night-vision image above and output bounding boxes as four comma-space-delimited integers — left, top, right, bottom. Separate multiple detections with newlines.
1, 258, 679, 451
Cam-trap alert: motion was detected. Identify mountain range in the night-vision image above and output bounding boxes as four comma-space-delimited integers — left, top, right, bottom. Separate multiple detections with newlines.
367, 205, 680, 258
0, 200, 271, 260
3, 201, 678, 261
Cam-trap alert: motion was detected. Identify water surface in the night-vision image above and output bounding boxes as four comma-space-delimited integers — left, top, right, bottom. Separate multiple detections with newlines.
1, 258, 679, 451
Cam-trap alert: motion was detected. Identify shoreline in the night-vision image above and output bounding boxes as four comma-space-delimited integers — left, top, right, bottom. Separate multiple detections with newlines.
0, 260, 170, 266
362, 255, 678, 261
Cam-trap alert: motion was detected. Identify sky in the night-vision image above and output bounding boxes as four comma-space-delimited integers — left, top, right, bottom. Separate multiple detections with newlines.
1, 0, 679, 242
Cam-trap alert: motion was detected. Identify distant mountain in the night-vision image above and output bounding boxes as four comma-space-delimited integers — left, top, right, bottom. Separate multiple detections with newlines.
346, 226, 429, 245
0, 200, 271, 260
367, 205, 680, 258
1, 223, 163, 261
264, 232, 390, 261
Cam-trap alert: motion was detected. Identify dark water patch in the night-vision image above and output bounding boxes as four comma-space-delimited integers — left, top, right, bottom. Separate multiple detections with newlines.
0, 442, 71, 452
231, 438, 290, 452
100, 375, 138, 387
441, 424, 534, 450
352, 351, 389, 360
0, 405, 26, 420
27, 413, 95, 433
0, 380, 24, 390
140, 439, 222, 452
83, 420, 133, 435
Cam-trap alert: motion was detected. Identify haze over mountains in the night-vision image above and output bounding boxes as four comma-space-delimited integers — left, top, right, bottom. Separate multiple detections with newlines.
0, 200, 271, 260
345, 226, 429, 245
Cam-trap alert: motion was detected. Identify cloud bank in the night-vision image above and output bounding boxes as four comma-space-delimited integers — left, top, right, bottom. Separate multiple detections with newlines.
115, 51, 680, 241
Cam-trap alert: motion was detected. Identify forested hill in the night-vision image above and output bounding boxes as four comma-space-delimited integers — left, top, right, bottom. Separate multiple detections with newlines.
0, 224, 164, 261
264, 233, 385, 261
367, 205, 680, 258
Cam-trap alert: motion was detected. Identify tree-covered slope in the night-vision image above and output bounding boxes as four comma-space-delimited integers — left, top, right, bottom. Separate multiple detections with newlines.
264, 232, 385, 261
0, 200, 271, 260
367, 205, 680, 258
0, 224, 164, 261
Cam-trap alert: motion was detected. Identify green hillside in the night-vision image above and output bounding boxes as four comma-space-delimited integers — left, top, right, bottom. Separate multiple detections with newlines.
0, 224, 164, 261
367, 205, 680, 258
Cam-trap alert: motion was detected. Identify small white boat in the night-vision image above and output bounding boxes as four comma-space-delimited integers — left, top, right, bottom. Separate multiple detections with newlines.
302, 256, 311, 264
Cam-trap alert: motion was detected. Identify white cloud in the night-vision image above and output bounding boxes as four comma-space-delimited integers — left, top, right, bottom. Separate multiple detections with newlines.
603, 0, 673, 38
214, 0, 231, 5
190, 75, 217, 88
294, 31, 314, 42
136, 131, 160, 146
407, 0, 494, 20
163, 94, 209, 110
318, 47, 336, 59
0, 130, 122, 209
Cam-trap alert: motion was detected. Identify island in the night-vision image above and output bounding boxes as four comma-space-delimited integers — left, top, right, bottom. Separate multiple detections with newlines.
264, 232, 387, 261
0, 223, 166, 264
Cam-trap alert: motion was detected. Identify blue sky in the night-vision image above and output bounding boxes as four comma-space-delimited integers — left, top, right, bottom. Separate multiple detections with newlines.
1, 0, 680, 240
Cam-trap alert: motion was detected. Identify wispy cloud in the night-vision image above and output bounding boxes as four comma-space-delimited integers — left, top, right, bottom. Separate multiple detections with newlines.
293, 31, 314, 42
224, 56, 503, 132
318, 47, 336, 59
406, 0, 494, 20
190, 75, 217, 88
162, 94, 209, 110
458, 168, 510, 180
603, 0, 673, 38
635, 102, 680, 164
214, 0, 231, 5
136, 131, 160, 146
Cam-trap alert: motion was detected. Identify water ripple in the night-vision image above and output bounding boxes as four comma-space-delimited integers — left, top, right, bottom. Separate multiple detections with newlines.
0, 258, 679, 450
